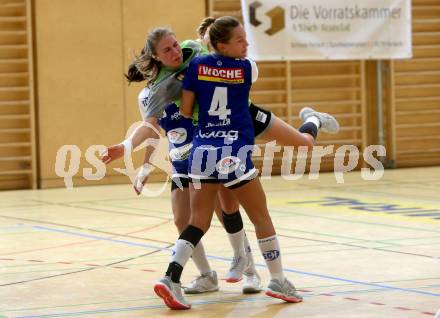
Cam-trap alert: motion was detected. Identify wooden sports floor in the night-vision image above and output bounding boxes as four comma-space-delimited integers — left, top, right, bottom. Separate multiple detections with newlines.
0, 167, 439, 318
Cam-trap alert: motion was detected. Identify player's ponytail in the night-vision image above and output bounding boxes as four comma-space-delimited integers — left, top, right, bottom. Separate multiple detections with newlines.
125, 60, 145, 83
197, 17, 216, 39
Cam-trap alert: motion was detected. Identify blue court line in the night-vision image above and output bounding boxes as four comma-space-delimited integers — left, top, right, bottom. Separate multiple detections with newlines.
14, 296, 283, 318
32, 225, 440, 297
32, 226, 172, 250
275, 266, 439, 297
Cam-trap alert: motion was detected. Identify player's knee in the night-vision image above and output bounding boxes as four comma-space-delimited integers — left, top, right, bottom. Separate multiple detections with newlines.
220, 200, 239, 213
172, 207, 190, 232
189, 217, 210, 233
304, 136, 315, 148
173, 215, 188, 233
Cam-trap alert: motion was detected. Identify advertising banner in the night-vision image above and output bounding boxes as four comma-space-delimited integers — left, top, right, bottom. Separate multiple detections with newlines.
240, 0, 412, 60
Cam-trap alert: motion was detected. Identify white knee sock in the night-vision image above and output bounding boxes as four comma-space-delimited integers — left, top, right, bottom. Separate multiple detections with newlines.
172, 239, 195, 268
227, 228, 246, 258
258, 235, 284, 281
244, 232, 257, 274
305, 115, 320, 129
191, 240, 212, 275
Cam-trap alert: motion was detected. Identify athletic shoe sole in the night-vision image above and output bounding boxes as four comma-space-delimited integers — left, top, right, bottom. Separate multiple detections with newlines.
242, 286, 262, 294
266, 290, 303, 303
184, 286, 219, 294
225, 277, 242, 283
153, 283, 191, 310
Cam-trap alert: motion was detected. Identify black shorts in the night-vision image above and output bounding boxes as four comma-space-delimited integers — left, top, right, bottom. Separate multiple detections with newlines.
171, 176, 189, 191
249, 103, 273, 137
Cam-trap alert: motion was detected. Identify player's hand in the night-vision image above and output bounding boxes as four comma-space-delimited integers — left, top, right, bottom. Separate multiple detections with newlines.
133, 164, 153, 195
101, 143, 124, 164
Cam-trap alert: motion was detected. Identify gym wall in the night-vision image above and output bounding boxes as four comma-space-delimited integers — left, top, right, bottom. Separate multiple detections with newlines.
34, 0, 206, 189
0, 0, 439, 190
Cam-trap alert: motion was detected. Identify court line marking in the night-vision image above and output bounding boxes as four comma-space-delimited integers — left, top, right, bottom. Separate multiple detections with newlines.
1, 204, 438, 263
3, 281, 438, 314
78, 201, 440, 259
91, 198, 440, 234
1, 257, 438, 299
0, 246, 171, 287
4, 296, 301, 318
30, 225, 440, 297
10, 293, 438, 318
30, 197, 440, 238
0, 220, 171, 257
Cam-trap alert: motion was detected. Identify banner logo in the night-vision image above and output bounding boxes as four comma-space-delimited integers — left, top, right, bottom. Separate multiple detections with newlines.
249, 1, 285, 35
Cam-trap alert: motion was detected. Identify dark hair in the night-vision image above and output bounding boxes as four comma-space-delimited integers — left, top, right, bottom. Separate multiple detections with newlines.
125, 48, 146, 83
197, 16, 216, 39
208, 16, 240, 51
124, 27, 175, 84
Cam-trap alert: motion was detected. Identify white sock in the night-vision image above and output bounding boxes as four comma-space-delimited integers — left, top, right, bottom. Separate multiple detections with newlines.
228, 228, 246, 258
244, 232, 257, 274
172, 239, 195, 268
305, 115, 320, 129
258, 235, 284, 281
191, 240, 212, 275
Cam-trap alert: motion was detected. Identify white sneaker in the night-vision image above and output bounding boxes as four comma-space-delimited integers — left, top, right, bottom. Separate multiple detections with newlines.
225, 256, 248, 283
154, 276, 191, 310
184, 271, 219, 294
266, 278, 303, 303
299, 106, 340, 134
242, 271, 262, 294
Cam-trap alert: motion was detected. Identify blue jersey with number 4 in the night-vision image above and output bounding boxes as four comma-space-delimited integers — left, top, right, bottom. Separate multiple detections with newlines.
182, 54, 255, 148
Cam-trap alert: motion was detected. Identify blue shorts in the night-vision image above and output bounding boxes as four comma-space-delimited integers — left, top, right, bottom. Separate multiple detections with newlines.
188, 144, 257, 189
171, 159, 189, 180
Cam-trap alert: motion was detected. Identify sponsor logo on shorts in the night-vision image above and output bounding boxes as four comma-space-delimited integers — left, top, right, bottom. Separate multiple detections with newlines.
256, 110, 268, 123
167, 128, 187, 144
169, 143, 193, 161
262, 250, 280, 261
216, 156, 241, 174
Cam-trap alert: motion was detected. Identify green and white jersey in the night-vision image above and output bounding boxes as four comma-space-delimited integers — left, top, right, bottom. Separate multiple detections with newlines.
141, 40, 208, 119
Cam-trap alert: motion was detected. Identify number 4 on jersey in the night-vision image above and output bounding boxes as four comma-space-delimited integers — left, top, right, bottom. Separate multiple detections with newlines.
209, 87, 231, 120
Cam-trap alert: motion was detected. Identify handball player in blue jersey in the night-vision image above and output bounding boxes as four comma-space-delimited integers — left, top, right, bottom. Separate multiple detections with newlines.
101, 18, 340, 307
153, 16, 304, 310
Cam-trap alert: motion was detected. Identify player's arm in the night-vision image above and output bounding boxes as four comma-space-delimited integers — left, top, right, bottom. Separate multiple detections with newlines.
180, 89, 195, 118
179, 58, 198, 118
247, 57, 259, 83
101, 87, 161, 164
101, 118, 161, 164
132, 140, 157, 195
